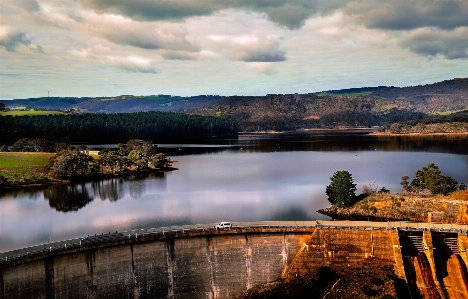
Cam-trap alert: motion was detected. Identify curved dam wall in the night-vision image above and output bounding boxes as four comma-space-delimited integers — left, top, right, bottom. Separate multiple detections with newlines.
1, 228, 312, 299
3, 221, 468, 299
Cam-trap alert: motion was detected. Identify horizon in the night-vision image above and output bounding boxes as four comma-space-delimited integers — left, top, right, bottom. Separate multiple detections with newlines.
1, 0, 467, 100
2, 76, 465, 101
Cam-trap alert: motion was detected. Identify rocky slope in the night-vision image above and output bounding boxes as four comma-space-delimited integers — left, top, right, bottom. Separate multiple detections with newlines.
318, 191, 468, 223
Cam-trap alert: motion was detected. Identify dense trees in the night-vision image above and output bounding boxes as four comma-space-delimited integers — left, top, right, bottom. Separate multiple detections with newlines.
402, 163, 463, 195
0, 111, 238, 143
47, 140, 173, 179
48, 149, 96, 178
10, 138, 66, 152
325, 170, 357, 207
0, 102, 5, 111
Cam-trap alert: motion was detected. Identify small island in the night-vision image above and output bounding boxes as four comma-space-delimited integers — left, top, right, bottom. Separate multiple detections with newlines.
0, 139, 175, 189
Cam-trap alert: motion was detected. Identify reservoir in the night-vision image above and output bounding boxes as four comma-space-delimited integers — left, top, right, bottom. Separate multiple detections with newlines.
0, 130, 467, 252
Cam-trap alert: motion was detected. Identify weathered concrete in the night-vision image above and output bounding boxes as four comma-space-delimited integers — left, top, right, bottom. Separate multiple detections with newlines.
1, 230, 309, 299
2, 224, 468, 299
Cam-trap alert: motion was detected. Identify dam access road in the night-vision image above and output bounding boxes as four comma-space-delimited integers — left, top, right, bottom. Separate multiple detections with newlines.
2, 220, 468, 299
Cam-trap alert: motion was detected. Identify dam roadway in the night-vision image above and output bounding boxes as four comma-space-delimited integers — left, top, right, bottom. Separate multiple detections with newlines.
2, 220, 468, 299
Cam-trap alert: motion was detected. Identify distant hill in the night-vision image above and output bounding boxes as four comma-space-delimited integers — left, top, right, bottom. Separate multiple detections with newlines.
2, 78, 467, 131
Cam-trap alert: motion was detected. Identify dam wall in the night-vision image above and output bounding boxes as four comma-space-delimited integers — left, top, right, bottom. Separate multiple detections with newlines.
3, 221, 468, 299
1, 228, 311, 299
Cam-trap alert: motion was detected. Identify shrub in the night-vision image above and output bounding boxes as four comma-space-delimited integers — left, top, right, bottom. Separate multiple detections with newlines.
410, 163, 458, 195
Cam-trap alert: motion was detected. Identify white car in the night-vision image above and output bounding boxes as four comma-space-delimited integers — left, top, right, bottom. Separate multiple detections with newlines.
214, 222, 232, 230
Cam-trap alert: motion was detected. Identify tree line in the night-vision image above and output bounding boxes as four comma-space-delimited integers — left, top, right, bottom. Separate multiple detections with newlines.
0, 111, 238, 143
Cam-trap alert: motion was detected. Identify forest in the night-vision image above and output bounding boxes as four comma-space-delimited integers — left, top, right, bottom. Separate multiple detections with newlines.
0, 111, 238, 143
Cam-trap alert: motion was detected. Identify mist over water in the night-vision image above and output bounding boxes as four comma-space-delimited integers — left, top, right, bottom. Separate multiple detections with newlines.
1, 131, 467, 252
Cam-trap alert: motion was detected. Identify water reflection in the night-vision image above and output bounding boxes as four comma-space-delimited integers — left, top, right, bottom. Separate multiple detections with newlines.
1, 132, 467, 252
92, 178, 124, 202
40, 173, 166, 212
269, 206, 310, 221
44, 184, 93, 212
234, 132, 468, 155
128, 175, 147, 199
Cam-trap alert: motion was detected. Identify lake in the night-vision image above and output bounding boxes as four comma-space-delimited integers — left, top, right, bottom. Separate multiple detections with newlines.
0, 130, 467, 252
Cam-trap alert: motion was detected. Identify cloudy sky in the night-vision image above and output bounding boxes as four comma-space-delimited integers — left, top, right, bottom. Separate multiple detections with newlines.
1, 0, 467, 99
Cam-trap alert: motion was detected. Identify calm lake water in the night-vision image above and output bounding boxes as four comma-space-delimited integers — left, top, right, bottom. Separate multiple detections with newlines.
1, 131, 467, 252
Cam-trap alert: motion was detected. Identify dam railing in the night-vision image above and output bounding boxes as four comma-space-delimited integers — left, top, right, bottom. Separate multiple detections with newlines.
2, 220, 468, 264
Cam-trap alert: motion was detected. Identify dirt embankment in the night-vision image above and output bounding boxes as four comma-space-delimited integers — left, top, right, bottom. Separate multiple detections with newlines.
318, 191, 468, 223
236, 258, 405, 299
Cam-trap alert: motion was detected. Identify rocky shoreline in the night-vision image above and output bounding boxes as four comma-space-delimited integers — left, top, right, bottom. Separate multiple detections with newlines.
317, 191, 468, 224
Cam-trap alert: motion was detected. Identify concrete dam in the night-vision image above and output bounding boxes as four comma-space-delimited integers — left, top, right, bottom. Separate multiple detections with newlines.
2, 220, 468, 299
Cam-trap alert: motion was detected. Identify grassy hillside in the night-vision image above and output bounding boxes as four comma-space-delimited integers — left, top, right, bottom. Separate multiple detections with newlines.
0, 110, 66, 116
2, 78, 467, 131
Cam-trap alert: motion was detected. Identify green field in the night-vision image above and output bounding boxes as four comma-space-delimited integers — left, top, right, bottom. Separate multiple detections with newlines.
430, 109, 468, 116
0, 110, 66, 116
0, 152, 54, 184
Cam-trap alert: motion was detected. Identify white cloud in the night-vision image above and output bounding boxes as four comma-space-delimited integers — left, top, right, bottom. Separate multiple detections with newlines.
106, 56, 159, 73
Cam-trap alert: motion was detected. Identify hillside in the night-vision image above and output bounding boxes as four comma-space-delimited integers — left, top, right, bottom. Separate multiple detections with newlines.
2, 78, 467, 131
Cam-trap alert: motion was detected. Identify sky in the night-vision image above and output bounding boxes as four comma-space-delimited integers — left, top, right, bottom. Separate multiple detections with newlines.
1, 0, 467, 100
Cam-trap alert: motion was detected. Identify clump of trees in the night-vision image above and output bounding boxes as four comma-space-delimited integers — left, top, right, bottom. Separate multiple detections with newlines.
47, 140, 173, 179
401, 163, 466, 195
10, 138, 67, 152
325, 170, 358, 207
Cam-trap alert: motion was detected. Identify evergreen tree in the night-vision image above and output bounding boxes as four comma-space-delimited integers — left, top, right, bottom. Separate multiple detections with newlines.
325, 170, 357, 207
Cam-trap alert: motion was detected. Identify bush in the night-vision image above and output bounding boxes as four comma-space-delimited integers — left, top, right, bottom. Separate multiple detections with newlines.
0, 174, 7, 185
410, 163, 458, 195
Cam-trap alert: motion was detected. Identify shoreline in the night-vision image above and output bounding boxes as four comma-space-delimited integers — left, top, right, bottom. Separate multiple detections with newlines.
239, 127, 377, 134
369, 132, 468, 136
0, 167, 178, 191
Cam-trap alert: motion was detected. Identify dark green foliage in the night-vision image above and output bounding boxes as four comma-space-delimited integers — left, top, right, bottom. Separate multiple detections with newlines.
325, 170, 357, 207
10, 138, 58, 152
97, 149, 131, 174
0, 145, 7, 152
0, 111, 238, 143
48, 150, 96, 178
410, 163, 458, 195
460, 183, 467, 190
151, 153, 171, 169
0, 102, 5, 111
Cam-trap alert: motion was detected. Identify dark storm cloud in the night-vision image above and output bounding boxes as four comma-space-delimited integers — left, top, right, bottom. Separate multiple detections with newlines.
0, 31, 33, 52
344, 0, 468, 31
401, 28, 468, 59
77, 0, 338, 29
77, 0, 468, 31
